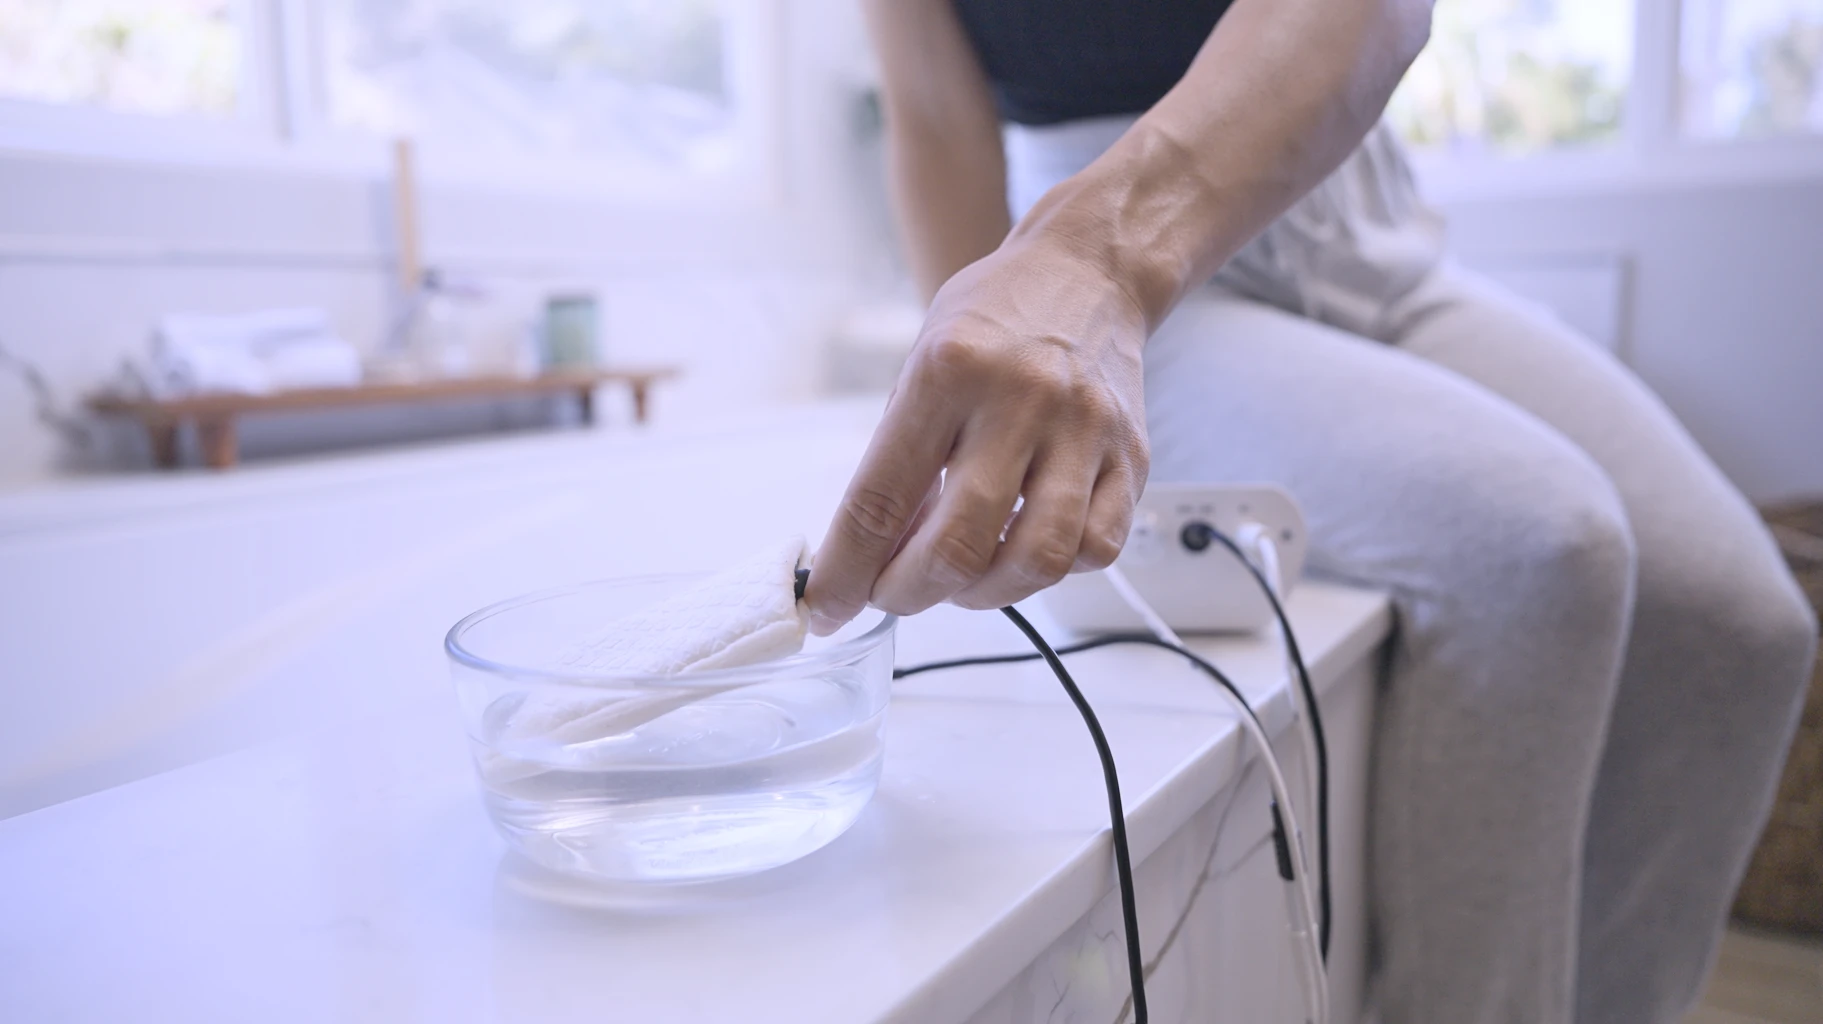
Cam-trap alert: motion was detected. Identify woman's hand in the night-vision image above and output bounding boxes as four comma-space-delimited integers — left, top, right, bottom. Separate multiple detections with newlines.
804, 231, 1151, 633
820, 0, 1435, 633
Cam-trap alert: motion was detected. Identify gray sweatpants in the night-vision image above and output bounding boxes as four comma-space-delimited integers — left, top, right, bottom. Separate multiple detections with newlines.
1008, 120, 1818, 1024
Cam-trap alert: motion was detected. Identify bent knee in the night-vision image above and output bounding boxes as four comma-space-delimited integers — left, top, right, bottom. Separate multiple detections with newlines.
1527, 492, 1637, 592
1675, 556, 1818, 694
1757, 572, 1819, 672
1480, 474, 1638, 626
1389, 458, 1637, 689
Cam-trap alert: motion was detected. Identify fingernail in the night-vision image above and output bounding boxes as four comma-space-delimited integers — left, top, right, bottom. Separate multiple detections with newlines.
809, 612, 841, 637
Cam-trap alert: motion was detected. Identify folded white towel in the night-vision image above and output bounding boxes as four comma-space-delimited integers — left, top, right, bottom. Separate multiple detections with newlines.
562, 536, 811, 675
143, 308, 363, 397
158, 308, 333, 351
481, 538, 814, 781
254, 336, 364, 391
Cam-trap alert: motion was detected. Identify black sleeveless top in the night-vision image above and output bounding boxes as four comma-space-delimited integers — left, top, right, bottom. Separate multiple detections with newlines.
951, 0, 1236, 125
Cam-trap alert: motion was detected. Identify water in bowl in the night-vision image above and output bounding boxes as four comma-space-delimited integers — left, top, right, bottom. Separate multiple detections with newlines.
473, 667, 884, 883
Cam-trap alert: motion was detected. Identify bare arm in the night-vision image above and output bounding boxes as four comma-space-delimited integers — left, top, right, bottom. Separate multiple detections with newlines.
1027, 0, 1434, 325
808, 0, 1433, 631
862, 0, 1010, 302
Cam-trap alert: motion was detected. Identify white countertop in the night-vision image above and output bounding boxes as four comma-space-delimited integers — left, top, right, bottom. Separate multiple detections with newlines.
0, 400, 1391, 1023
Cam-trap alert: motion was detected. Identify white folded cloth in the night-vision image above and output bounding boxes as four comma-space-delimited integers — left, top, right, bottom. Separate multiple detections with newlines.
141, 308, 363, 397
481, 538, 814, 780
564, 536, 811, 675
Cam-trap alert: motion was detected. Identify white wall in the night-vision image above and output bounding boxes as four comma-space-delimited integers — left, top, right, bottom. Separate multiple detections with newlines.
1435, 176, 1823, 504
0, 0, 881, 488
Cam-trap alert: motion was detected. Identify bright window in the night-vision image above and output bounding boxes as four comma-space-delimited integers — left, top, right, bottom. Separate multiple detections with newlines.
0, 0, 241, 117
1682, 0, 1823, 139
1389, 0, 1634, 155
319, 0, 738, 176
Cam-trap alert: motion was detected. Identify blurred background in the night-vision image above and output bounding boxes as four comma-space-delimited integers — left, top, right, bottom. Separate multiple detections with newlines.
0, 6, 1818, 1017
0, 0, 1816, 495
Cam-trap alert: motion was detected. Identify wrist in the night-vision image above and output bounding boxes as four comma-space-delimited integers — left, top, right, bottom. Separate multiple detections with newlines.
1008, 120, 1211, 332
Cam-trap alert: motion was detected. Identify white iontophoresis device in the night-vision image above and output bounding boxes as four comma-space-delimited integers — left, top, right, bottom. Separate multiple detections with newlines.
1038, 483, 1309, 635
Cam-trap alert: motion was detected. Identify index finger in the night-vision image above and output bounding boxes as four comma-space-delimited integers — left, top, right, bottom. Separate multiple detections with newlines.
806, 394, 960, 634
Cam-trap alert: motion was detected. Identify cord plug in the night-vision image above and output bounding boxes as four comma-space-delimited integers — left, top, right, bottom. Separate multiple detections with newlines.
1270, 801, 1297, 882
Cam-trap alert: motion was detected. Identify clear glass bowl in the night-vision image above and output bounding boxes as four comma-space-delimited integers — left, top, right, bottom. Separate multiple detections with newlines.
446, 574, 895, 885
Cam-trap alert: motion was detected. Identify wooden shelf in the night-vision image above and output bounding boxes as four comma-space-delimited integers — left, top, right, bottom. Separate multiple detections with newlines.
88, 367, 679, 470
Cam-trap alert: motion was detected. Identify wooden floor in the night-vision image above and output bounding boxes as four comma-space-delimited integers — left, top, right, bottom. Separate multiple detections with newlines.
1685, 928, 1823, 1024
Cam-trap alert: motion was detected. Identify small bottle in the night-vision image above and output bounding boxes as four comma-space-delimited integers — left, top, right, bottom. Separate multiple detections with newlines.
541, 294, 600, 370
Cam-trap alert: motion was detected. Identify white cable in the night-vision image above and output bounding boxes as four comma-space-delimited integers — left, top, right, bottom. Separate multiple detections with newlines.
1236, 524, 1322, 863
1232, 525, 1327, 1024
1104, 563, 1187, 648
1103, 563, 1328, 1024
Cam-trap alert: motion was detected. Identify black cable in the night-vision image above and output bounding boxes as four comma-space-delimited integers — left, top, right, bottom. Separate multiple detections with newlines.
896, 634, 1271, 753
891, 633, 1160, 679
1196, 526, 1331, 960
897, 542, 1331, 961
810, 521, 1331, 1017
799, 570, 1155, 1017
896, 627, 1291, 1024
998, 605, 1149, 1024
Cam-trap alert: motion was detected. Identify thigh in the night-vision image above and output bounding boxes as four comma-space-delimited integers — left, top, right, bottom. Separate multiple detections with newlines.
1143, 286, 1628, 605
1144, 287, 1640, 1024
1386, 264, 1816, 1021
1387, 263, 1807, 643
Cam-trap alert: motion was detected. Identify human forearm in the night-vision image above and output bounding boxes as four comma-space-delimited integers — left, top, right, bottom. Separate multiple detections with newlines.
1013, 0, 1433, 328
862, 0, 1011, 303
883, 117, 1011, 303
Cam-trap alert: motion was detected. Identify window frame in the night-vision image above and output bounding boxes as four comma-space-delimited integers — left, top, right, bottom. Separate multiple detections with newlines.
0, 0, 1817, 205
0, 0, 789, 207
1406, 0, 1823, 202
